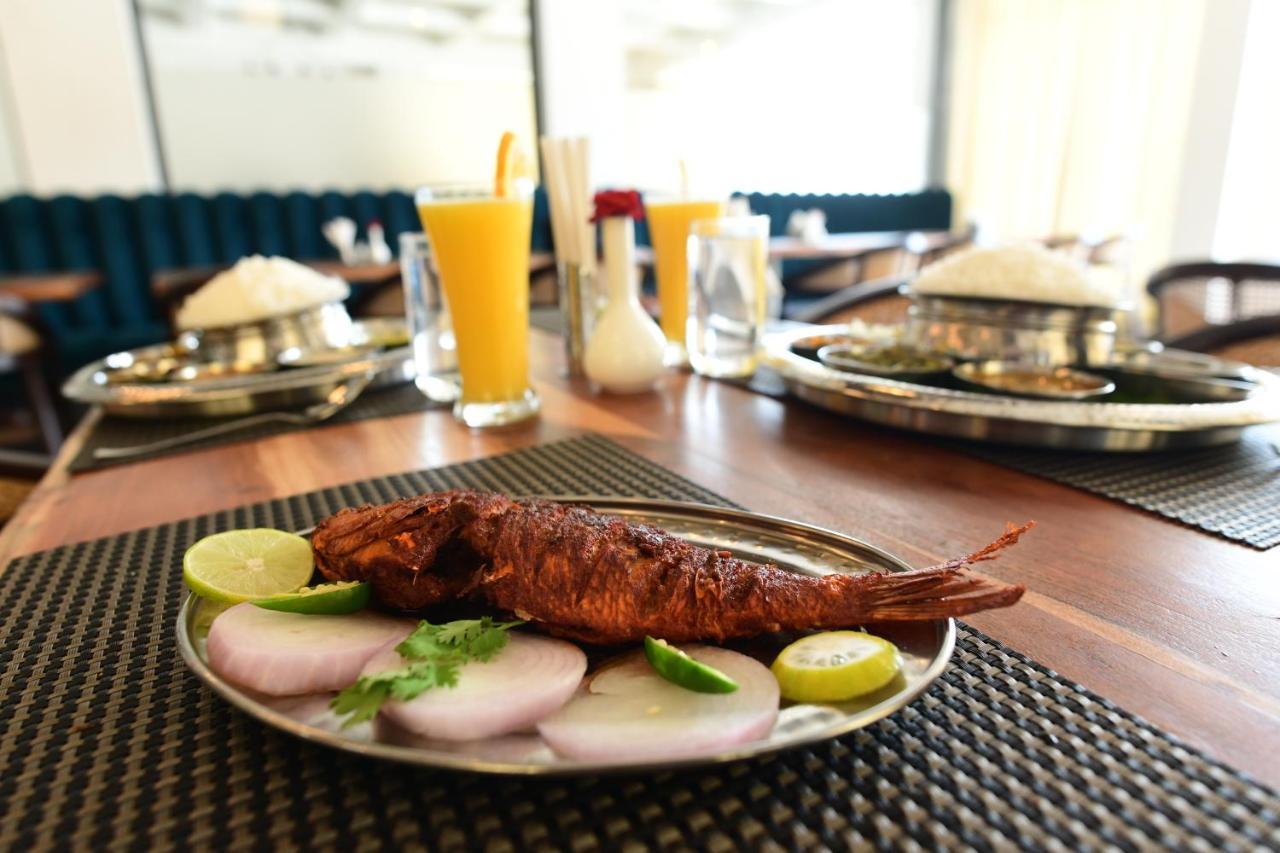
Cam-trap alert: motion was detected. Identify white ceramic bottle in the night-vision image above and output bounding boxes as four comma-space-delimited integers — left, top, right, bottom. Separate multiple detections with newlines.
584, 211, 666, 393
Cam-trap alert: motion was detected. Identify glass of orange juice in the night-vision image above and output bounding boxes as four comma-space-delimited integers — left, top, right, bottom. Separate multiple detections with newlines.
645, 196, 725, 364
416, 186, 539, 427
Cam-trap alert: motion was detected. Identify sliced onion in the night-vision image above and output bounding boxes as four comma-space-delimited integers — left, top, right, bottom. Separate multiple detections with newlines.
206, 603, 414, 696
366, 633, 586, 741
536, 646, 779, 761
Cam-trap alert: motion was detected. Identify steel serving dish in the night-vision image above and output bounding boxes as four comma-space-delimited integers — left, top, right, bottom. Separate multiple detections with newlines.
904, 292, 1127, 367
176, 302, 356, 367
177, 497, 954, 776
817, 343, 955, 383
763, 325, 1280, 451
63, 319, 418, 418
952, 361, 1116, 400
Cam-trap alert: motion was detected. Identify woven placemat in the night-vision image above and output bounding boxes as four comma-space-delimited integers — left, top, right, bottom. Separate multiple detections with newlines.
961, 424, 1280, 550
68, 382, 445, 473
3, 435, 1275, 850
738, 366, 1280, 549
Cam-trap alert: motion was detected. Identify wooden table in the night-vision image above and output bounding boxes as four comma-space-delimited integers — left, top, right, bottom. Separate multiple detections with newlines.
4, 328, 1277, 786
0, 270, 102, 304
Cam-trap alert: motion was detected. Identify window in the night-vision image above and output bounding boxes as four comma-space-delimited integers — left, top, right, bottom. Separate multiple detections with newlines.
137, 0, 538, 192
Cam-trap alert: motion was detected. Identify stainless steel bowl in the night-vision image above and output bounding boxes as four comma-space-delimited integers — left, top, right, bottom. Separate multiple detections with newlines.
953, 361, 1116, 400
904, 292, 1125, 367
176, 302, 355, 367
817, 343, 955, 382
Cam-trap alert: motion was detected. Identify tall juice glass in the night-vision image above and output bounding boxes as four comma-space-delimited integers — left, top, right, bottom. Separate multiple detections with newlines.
645, 197, 724, 364
416, 188, 539, 427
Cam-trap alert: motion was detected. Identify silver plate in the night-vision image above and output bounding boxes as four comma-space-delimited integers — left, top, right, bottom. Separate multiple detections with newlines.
63, 339, 417, 418
763, 325, 1280, 451
176, 498, 954, 776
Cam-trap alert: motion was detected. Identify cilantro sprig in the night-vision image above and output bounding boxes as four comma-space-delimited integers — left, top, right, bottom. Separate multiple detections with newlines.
331, 617, 523, 726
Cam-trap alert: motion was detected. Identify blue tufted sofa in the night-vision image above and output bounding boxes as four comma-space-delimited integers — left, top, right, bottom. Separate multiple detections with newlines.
0, 187, 948, 404
0, 189, 556, 380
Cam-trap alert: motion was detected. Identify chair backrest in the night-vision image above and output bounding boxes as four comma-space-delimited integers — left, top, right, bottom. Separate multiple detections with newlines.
1146, 261, 1280, 341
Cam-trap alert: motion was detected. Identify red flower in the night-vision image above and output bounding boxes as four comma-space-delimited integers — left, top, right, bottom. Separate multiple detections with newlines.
591, 190, 644, 223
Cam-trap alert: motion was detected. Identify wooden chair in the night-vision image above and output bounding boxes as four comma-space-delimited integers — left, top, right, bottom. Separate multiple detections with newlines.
0, 271, 103, 462
1147, 261, 1280, 366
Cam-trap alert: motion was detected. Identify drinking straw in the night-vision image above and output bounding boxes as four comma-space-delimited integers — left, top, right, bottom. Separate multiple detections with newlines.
539, 136, 573, 263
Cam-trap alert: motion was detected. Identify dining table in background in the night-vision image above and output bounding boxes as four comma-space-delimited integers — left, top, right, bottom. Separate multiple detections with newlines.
0, 269, 103, 457
1, 326, 1276, 789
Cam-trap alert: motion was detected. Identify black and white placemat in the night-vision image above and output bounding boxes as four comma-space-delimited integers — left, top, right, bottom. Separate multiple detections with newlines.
960, 424, 1280, 549
1, 434, 1275, 850
69, 383, 445, 473
739, 366, 1280, 549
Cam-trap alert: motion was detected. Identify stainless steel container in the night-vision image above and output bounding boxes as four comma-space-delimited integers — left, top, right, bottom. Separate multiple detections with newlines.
904, 293, 1124, 367
176, 302, 355, 367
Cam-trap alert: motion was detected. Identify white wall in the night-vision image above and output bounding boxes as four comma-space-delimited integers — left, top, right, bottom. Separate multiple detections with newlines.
153, 70, 536, 192
1212, 0, 1280, 262
0, 59, 24, 195
0, 0, 162, 194
1168, 0, 1251, 260
533, 0, 629, 185
142, 14, 538, 192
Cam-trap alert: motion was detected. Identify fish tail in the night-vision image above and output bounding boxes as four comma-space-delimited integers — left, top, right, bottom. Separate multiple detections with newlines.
850, 522, 1033, 621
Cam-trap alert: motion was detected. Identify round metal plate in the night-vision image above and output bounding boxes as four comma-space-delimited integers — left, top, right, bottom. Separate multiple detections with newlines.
763, 325, 1280, 452
63, 343, 416, 419
176, 497, 955, 776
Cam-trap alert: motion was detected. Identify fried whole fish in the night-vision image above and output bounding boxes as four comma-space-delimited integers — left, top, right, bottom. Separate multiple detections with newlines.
311, 489, 1029, 644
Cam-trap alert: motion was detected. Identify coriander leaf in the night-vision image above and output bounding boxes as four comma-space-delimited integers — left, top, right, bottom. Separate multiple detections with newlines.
330, 680, 389, 726
385, 659, 460, 699
330, 617, 525, 727
468, 626, 511, 662
433, 618, 488, 647
395, 620, 447, 660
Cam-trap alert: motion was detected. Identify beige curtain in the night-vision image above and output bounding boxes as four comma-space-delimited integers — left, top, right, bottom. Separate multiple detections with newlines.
947, 0, 1206, 285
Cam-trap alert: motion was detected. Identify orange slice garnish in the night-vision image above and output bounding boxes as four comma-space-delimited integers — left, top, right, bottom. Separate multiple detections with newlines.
494, 131, 531, 198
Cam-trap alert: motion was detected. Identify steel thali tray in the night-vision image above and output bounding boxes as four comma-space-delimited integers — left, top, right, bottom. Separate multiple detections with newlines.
63, 344, 416, 418
763, 325, 1280, 452
177, 497, 955, 776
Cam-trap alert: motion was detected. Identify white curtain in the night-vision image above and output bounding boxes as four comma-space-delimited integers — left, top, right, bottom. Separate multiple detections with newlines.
946, 0, 1206, 283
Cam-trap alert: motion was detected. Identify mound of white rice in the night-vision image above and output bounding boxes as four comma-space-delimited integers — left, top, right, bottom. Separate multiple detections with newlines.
176, 255, 350, 330
912, 245, 1121, 307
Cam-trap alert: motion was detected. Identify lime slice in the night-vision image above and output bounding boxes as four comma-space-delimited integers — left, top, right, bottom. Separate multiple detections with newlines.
643, 636, 739, 694
183, 529, 313, 604
771, 631, 901, 703
252, 581, 371, 615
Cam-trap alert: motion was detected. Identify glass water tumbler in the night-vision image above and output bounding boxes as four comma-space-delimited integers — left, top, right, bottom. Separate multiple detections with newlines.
687, 215, 771, 378
399, 231, 459, 403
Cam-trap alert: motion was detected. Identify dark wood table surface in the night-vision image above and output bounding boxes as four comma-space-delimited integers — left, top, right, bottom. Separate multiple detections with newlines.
5, 328, 1277, 786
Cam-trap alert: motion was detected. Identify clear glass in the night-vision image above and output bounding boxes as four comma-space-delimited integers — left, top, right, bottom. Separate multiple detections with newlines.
687, 215, 771, 378
555, 261, 599, 377
399, 232, 459, 403
415, 187, 539, 427
645, 196, 726, 365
